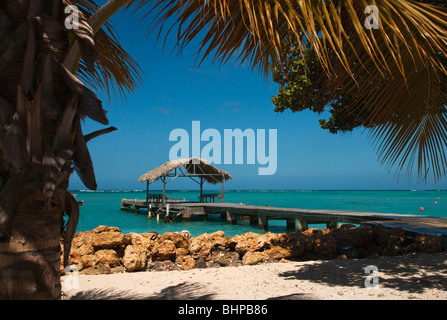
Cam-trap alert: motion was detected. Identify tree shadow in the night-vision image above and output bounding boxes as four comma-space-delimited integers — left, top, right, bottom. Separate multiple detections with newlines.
266, 293, 314, 300
278, 253, 447, 294
65, 282, 215, 300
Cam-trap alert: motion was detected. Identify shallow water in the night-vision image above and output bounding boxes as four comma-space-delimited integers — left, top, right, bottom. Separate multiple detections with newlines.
73, 190, 446, 237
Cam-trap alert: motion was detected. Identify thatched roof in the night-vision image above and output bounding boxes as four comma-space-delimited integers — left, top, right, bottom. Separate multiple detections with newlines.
138, 158, 233, 184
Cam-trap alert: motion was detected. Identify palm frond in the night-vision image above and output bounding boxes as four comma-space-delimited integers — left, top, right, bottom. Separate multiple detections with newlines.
137, 0, 447, 78
135, 0, 447, 181
69, 0, 144, 101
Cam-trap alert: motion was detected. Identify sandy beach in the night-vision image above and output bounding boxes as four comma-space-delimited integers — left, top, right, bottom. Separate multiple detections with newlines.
62, 252, 447, 300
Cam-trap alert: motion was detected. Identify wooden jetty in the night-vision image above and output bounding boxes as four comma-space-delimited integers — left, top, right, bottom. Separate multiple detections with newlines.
120, 199, 447, 238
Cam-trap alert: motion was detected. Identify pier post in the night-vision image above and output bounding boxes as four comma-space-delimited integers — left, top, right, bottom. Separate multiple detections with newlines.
148, 204, 152, 219
226, 210, 237, 225
258, 213, 268, 231
249, 216, 257, 225
296, 218, 308, 232
286, 219, 296, 232
327, 220, 337, 229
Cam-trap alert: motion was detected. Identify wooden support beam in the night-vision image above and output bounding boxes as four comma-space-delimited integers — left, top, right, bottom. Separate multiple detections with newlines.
297, 218, 308, 232
250, 216, 257, 225
226, 210, 237, 225
146, 181, 149, 207
162, 176, 166, 204
221, 179, 225, 203
200, 177, 204, 203
258, 213, 268, 230
286, 218, 296, 232
327, 220, 337, 229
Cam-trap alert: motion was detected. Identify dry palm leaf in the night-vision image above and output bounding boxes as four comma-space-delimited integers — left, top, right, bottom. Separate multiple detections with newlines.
68, 0, 143, 100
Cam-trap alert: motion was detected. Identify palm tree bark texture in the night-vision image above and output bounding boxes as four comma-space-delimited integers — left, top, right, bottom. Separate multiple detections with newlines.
0, 0, 114, 299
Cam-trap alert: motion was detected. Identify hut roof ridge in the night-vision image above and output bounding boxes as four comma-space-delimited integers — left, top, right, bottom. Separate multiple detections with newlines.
138, 157, 233, 184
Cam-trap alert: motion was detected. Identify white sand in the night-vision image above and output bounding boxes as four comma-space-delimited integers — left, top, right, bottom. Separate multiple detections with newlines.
62, 252, 447, 300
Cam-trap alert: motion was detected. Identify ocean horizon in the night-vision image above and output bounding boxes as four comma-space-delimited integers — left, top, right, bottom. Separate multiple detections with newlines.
71, 189, 446, 237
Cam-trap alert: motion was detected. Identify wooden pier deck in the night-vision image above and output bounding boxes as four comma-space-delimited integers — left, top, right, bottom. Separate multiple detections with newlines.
121, 199, 447, 237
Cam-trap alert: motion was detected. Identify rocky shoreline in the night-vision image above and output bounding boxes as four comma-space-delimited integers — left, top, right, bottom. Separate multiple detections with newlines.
61, 224, 446, 275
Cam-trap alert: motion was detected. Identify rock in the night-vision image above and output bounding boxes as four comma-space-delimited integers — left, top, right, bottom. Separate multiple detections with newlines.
80, 254, 98, 269
195, 257, 207, 268
180, 256, 196, 270
331, 225, 373, 248
206, 261, 222, 268
158, 232, 190, 249
263, 232, 282, 245
123, 245, 147, 272
242, 251, 264, 265
382, 242, 402, 256
92, 225, 122, 233
416, 234, 443, 253
313, 234, 337, 258
151, 240, 177, 261
233, 232, 269, 255
111, 266, 126, 274
189, 234, 214, 260
302, 228, 322, 237
180, 230, 191, 239
69, 251, 82, 266
358, 244, 380, 258
373, 224, 405, 248
287, 232, 313, 251
210, 230, 228, 248
70, 233, 94, 257
94, 249, 121, 268
210, 250, 240, 267
147, 260, 178, 271
80, 264, 112, 275
129, 232, 150, 247
90, 230, 131, 249
336, 242, 359, 259
372, 225, 406, 256
263, 243, 304, 261
63, 226, 447, 275
403, 242, 418, 254
141, 232, 159, 241
175, 248, 189, 261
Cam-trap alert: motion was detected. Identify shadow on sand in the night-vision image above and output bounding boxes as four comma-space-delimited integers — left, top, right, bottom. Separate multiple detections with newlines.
277, 253, 447, 294
65, 282, 215, 300
64, 253, 447, 300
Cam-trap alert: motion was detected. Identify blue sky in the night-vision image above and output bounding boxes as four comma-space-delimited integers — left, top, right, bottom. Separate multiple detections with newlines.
69, 5, 447, 191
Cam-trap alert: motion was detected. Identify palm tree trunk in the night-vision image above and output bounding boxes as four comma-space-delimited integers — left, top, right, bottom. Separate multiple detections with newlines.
0, 0, 105, 300
0, 169, 67, 299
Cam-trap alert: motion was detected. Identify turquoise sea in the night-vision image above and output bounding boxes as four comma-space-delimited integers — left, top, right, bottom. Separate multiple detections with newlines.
72, 190, 446, 237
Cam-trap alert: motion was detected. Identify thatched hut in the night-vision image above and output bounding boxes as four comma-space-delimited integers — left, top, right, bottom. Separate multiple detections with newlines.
138, 158, 232, 204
